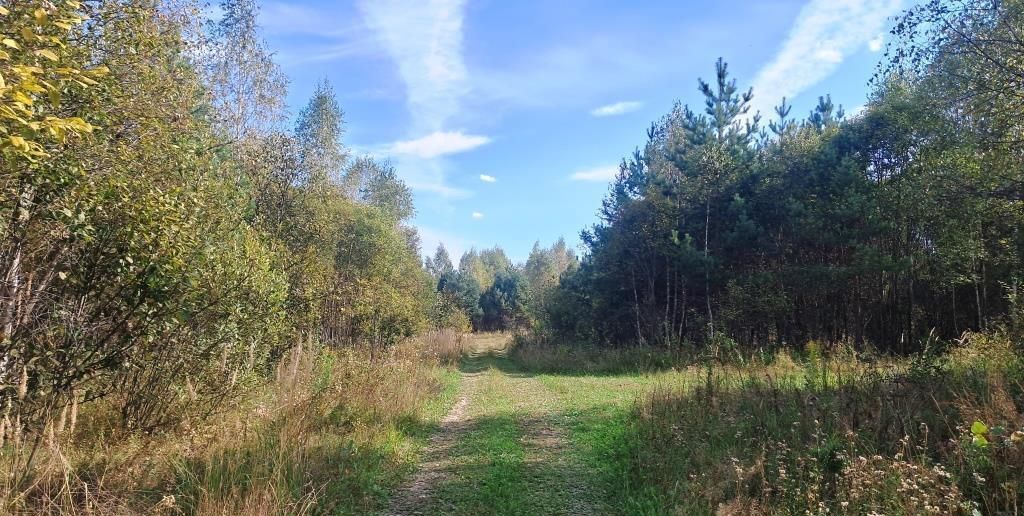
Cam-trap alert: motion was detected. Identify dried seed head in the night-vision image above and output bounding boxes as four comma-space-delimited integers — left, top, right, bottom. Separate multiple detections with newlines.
69, 391, 79, 436
17, 367, 28, 400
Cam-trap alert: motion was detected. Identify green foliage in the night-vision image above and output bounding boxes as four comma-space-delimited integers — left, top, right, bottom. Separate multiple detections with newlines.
0, 0, 292, 437
546, 6, 1024, 352
479, 269, 530, 332
0, 1, 101, 161
0, 0, 435, 477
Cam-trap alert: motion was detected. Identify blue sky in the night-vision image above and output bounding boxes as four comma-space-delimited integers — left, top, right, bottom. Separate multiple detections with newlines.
255, 0, 907, 262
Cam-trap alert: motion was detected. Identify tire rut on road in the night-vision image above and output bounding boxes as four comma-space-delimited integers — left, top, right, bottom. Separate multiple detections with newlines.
386, 334, 604, 515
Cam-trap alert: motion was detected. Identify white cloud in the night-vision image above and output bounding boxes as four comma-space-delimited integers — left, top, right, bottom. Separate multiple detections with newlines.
358, 0, 468, 132
356, 0, 480, 198
479, 174, 497, 183
570, 165, 619, 182
254, 2, 382, 66
387, 131, 490, 159
277, 41, 376, 66
472, 42, 664, 111
868, 34, 885, 52
471, 212, 484, 219
591, 101, 643, 117
749, 0, 903, 119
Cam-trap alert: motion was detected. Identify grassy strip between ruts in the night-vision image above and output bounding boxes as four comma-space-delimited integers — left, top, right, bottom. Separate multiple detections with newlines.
418, 347, 607, 515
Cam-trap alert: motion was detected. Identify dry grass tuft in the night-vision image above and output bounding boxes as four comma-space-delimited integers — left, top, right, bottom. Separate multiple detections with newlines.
415, 329, 469, 365
0, 338, 457, 515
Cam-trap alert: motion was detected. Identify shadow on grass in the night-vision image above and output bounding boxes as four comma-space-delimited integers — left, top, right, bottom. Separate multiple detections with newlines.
457, 347, 538, 378
460, 342, 691, 379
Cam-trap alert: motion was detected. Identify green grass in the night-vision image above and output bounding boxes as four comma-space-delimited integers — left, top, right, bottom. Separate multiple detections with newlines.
412, 338, 721, 515
380, 333, 1023, 515
538, 371, 679, 514
417, 345, 613, 515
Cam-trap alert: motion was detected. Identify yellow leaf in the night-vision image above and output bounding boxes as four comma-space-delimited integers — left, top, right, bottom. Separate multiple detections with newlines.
35, 49, 58, 62
21, 27, 34, 41
0, 72, 4, 89
65, 1, 81, 8
34, 9, 48, 25
9, 135, 27, 150
66, 117, 93, 132
13, 91, 33, 106
0, 50, 9, 60
2, 38, 19, 50
0, 6, 8, 15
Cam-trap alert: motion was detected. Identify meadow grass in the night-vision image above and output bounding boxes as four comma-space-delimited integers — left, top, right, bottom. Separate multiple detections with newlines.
513, 333, 1024, 515
6, 330, 1020, 515
1, 333, 465, 515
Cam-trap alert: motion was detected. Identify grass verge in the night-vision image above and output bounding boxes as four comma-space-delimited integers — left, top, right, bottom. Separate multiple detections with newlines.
2, 335, 464, 515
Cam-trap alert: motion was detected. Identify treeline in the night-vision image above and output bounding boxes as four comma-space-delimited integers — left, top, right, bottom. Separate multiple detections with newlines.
424, 239, 577, 333
0, 0, 438, 448
542, 0, 1024, 352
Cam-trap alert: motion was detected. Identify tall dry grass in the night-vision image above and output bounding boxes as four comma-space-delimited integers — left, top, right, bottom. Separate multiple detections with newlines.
0, 338, 459, 515
415, 328, 469, 365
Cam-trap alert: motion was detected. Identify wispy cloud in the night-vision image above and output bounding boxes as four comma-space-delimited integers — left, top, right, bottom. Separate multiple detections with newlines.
358, 0, 468, 132
387, 131, 490, 159
256, 2, 382, 66
276, 41, 376, 67
471, 212, 484, 220
749, 0, 903, 118
591, 101, 643, 117
570, 165, 619, 182
479, 174, 497, 183
472, 41, 665, 111
357, 0, 482, 198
